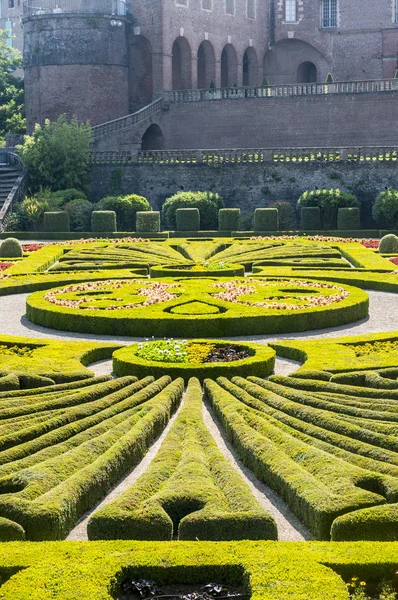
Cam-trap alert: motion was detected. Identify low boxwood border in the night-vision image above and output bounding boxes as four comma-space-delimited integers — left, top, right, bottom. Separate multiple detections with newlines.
150, 264, 245, 277
113, 341, 276, 383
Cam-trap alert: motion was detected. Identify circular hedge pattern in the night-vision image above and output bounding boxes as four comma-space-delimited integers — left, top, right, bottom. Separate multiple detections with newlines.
149, 264, 245, 278
26, 276, 369, 337
113, 340, 276, 382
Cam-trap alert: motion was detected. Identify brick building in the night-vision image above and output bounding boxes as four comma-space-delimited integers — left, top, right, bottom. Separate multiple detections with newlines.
10, 0, 398, 146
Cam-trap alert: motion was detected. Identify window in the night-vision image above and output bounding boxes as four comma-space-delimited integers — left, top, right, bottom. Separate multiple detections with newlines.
202, 0, 212, 9
285, 0, 297, 22
5, 20, 12, 47
321, 0, 337, 27
225, 0, 234, 15
247, 0, 256, 19
8, 0, 14, 7
395, 0, 398, 23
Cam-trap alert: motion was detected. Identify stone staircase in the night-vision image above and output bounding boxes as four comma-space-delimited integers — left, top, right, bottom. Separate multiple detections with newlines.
0, 151, 26, 231
0, 162, 21, 214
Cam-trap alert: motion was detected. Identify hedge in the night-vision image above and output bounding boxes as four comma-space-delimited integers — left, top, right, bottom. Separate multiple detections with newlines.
112, 340, 276, 383
26, 277, 369, 338
162, 191, 223, 230
176, 208, 200, 232
0, 237, 23, 258
219, 208, 240, 232
0, 376, 183, 540
91, 211, 117, 233
205, 376, 397, 540
43, 211, 70, 233
0, 541, 396, 600
136, 211, 161, 233
301, 207, 322, 230
149, 264, 245, 278
254, 209, 279, 232
88, 377, 277, 541
337, 208, 360, 231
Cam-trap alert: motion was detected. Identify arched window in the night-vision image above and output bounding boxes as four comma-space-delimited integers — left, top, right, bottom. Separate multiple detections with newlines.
5, 20, 13, 48
285, 0, 297, 22
321, 0, 337, 28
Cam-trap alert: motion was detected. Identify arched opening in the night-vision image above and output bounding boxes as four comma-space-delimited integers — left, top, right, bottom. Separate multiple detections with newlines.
172, 37, 192, 90
197, 40, 216, 89
221, 44, 238, 88
263, 39, 329, 85
141, 124, 165, 151
128, 36, 153, 111
297, 61, 317, 83
243, 47, 258, 86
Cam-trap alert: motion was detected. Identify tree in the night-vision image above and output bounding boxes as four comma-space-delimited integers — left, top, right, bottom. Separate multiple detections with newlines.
19, 115, 93, 192
0, 30, 25, 142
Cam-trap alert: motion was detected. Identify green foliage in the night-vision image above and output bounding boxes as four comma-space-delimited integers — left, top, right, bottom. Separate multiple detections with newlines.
297, 189, 360, 229
209, 81, 216, 89
326, 73, 334, 83
52, 188, 87, 205
0, 237, 22, 258
337, 208, 361, 231
176, 208, 200, 231
162, 191, 224, 230
254, 208, 279, 231
136, 211, 160, 233
109, 167, 123, 196
19, 115, 92, 193
218, 208, 240, 231
261, 75, 270, 87
301, 206, 322, 230
88, 377, 277, 541
0, 517, 25, 541
64, 199, 94, 232
379, 234, 398, 254
43, 211, 70, 233
373, 189, 398, 228
91, 210, 117, 233
9, 188, 63, 231
268, 201, 295, 229
0, 31, 25, 139
97, 194, 151, 230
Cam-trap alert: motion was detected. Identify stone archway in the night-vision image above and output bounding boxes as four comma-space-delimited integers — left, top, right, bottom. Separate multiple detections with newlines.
197, 40, 216, 89
243, 47, 258, 86
221, 44, 238, 88
141, 124, 165, 151
263, 39, 330, 85
297, 61, 317, 83
172, 37, 192, 90
128, 35, 153, 111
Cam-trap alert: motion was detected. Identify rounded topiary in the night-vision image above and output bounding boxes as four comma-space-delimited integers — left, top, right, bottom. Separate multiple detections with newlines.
0, 517, 25, 541
0, 237, 23, 258
379, 234, 398, 254
162, 191, 224, 230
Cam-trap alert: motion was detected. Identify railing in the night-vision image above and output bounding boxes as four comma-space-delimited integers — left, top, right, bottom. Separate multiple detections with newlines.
92, 98, 164, 139
88, 147, 398, 165
161, 79, 398, 103
0, 152, 26, 233
23, 0, 127, 16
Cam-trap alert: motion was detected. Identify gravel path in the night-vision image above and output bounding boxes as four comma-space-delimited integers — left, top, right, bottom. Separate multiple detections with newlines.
88, 359, 115, 377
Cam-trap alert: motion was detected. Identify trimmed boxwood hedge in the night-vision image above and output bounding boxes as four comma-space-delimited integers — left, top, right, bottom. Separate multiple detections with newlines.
25, 277, 369, 338
149, 264, 245, 278
112, 340, 276, 383
43, 211, 70, 233
88, 377, 277, 541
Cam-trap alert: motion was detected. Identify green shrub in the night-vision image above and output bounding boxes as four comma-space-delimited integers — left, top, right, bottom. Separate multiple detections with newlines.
268, 201, 295, 230
254, 208, 279, 231
162, 191, 224, 230
176, 208, 200, 231
331, 504, 398, 541
297, 189, 360, 229
64, 199, 94, 232
379, 234, 398, 254
97, 195, 151, 230
0, 373, 20, 391
373, 189, 398, 228
43, 211, 70, 233
7, 189, 63, 232
0, 517, 25, 541
88, 377, 277, 541
0, 237, 23, 258
136, 211, 160, 233
301, 207, 322, 230
337, 208, 360, 231
52, 189, 87, 205
218, 208, 240, 231
91, 211, 117, 233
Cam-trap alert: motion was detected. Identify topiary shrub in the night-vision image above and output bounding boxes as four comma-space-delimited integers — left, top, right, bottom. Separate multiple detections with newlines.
0, 517, 25, 541
64, 199, 94, 232
379, 233, 398, 254
337, 207, 360, 230
301, 207, 322, 230
268, 201, 295, 230
162, 191, 224, 230
52, 189, 87, 205
97, 194, 151, 230
43, 211, 70, 233
297, 189, 360, 229
0, 237, 23, 258
372, 188, 398, 228
176, 208, 200, 232
218, 208, 240, 231
254, 208, 278, 231
91, 210, 117, 233
136, 211, 160, 233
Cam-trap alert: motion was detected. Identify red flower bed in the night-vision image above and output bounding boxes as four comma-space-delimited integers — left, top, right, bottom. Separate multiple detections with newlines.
389, 257, 398, 265
361, 239, 380, 249
22, 244, 44, 253
0, 263, 12, 271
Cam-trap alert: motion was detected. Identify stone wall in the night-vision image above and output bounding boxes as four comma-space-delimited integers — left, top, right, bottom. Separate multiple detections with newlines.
90, 160, 398, 227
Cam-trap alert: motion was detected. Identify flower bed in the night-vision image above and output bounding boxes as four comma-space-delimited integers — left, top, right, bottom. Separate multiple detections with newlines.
113, 340, 276, 382
150, 262, 245, 278
0, 262, 13, 271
